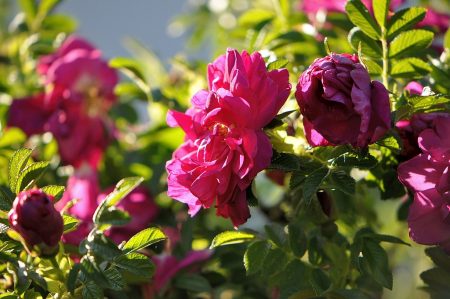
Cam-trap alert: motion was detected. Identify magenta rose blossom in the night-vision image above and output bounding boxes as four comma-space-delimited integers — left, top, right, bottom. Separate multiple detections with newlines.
398, 116, 450, 252
300, 0, 404, 16
57, 165, 158, 245
295, 53, 391, 147
97, 186, 159, 244
143, 227, 211, 297
55, 165, 100, 245
8, 35, 118, 168
9, 190, 63, 250
166, 49, 291, 226
396, 112, 450, 160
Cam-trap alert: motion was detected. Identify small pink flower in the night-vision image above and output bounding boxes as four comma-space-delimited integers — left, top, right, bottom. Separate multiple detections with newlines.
299, 0, 404, 17
295, 53, 391, 148
8, 35, 118, 168
404, 81, 424, 96
418, 7, 449, 34
166, 49, 291, 226
398, 116, 450, 252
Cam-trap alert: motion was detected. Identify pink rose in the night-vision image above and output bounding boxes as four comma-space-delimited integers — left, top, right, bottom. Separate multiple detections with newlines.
8, 35, 118, 168
295, 53, 391, 147
166, 49, 291, 226
9, 189, 63, 250
300, 0, 404, 17
57, 165, 158, 245
398, 116, 450, 252
55, 165, 100, 245
98, 186, 159, 244
143, 227, 211, 298
396, 112, 450, 160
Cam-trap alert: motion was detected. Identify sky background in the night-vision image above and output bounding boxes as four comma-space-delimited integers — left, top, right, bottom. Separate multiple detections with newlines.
56, 0, 195, 62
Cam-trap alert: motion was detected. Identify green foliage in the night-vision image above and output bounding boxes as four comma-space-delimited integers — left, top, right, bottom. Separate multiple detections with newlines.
210, 231, 256, 248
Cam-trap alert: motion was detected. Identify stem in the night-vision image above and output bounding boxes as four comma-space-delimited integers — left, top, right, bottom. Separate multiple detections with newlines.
50, 257, 65, 282
381, 28, 389, 89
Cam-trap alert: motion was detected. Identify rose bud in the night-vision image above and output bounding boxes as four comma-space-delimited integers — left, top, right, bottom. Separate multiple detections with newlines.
9, 189, 64, 254
295, 53, 391, 148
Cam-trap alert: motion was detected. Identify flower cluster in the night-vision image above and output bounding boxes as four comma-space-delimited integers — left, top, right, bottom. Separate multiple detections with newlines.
8, 36, 118, 168
295, 53, 391, 147
166, 49, 291, 226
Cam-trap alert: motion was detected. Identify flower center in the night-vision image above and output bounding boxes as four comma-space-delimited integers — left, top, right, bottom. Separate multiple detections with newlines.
211, 123, 230, 136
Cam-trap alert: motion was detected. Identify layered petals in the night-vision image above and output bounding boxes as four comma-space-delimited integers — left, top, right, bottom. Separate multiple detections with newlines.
166, 49, 291, 226
295, 53, 391, 148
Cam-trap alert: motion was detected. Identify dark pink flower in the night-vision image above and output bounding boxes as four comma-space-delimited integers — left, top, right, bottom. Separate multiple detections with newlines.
8, 35, 118, 168
404, 81, 424, 96
143, 227, 211, 298
418, 7, 449, 34
396, 112, 450, 160
300, 0, 404, 16
9, 189, 63, 249
55, 165, 100, 245
166, 49, 291, 226
295, 53, 391, 147
37, 35, 98, 76
97, 186, 159, 244
57, 165, 158, 245
398, 116, 450, 252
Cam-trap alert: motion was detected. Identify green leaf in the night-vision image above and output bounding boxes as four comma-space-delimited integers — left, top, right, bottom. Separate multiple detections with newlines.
63, 215, 79, 234
391, 57, 431, 78
18, 0, 37, 27
81, 279, 103, 299
348, 27, 382, 58
114, 252, 155, 280
269, 152, 300, 172
97, 207, 131, 226
80, 256, 110, 288
41, 185, 65, 202
389, 29, 434, 58
67, 263, 81, 294
109, 57, 149, 95
267, 59, 288, 71
345, 0, 381, 39
330, 170, 356, 195
421, 267, 450, 291
8, 148, 32, 193
28, 270, 47, 291
262, 247, 288, 276
15, 161, 50, 193
387, 7, 427, 39
303, 167, 329, 204
334, 153, 378, 169
360, 239, 393, 289
84, 234, 123, 261
0, 186, 14, 211
373, 0, 390, 28
210, 231, 255, 248
445, 28, 450, 50
425, 247, 450, 269
376, 135, 402, 152
104, 267, 125, 291
93, 177, 143, 224
42, 14, 78, 33
288, 223, 307, 258
36, 0, 61, 19
363, 58, 383, 76
122, 227, 166, 254
310, 268, 331, 295
174, 274, 212, 293
244, 241, 270, 275
265, 224, 287, 248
